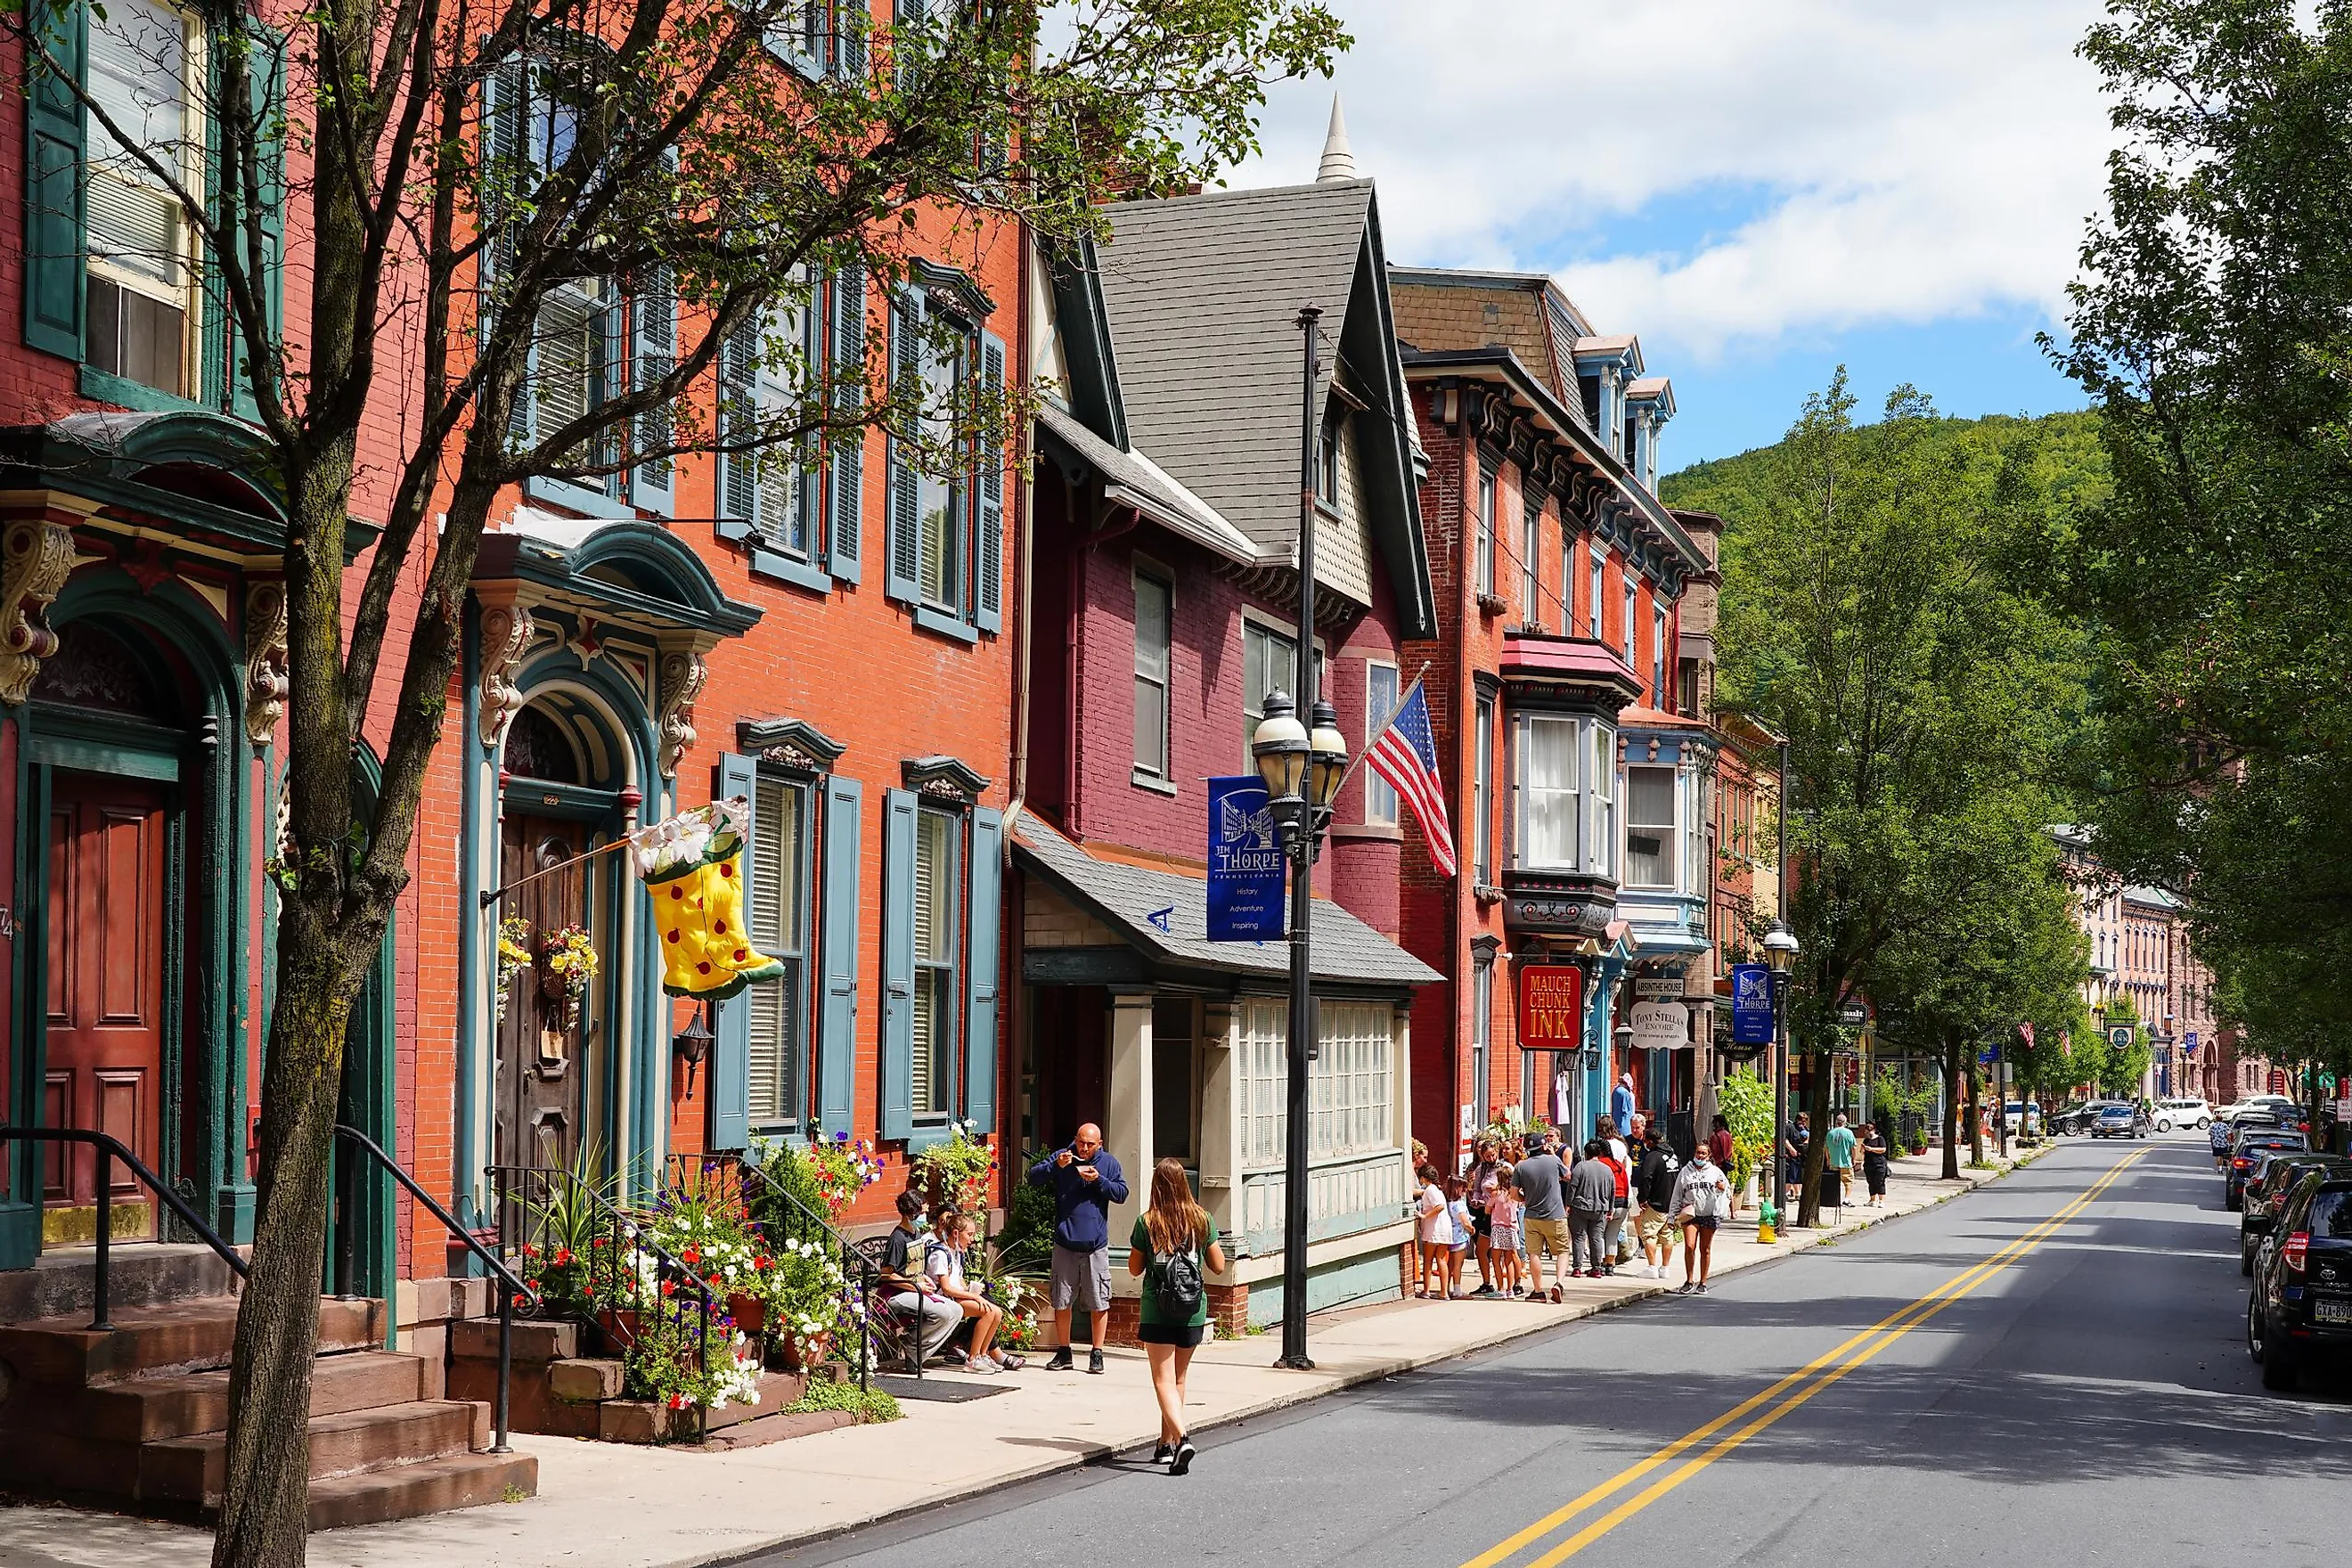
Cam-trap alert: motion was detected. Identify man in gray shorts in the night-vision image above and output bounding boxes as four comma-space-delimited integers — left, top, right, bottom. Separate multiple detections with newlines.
1027, 1123, 1128, 1372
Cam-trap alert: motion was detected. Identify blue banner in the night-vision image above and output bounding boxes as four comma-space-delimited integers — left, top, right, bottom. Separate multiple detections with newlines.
1729, 962, 1775, 1045
1207, 776, 1285, 942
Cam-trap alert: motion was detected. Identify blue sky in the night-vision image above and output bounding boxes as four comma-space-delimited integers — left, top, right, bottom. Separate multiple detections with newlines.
1223, 0, 2111, 467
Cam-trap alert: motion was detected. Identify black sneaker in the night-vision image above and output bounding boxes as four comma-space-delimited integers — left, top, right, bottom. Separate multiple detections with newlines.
1045, 1347, 1074, 1372
1088, 1348, 1106, 1375
942, 1348, 968, 1366
1170, 1436, 1196, 1475
1152, 1441, 1174, 1464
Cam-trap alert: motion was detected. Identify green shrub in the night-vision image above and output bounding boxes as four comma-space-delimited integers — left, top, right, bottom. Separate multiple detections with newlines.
785, 1376, 901, 1423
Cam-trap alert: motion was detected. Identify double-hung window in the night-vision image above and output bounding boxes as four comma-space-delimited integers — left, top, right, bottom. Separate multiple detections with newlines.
1522, 502, 1543, 626
1365, 661, 1400, 826
82, 0, 199, 396
1625, 765, 1675, 888
1474, 693, 1495, 884
1621, 573, 1637, 665
1475, 470, 1497, 600
1317, 411, 1345, 504
1242, 619, 1320, 767
720, 278, 820, 556
910, 805, 959, 1118
1133, 572, 1172, 780
1588, 543, 1605, 640
1652, 605, 1668, 707
1515, 715, 1580, 869
886, 271, 1005, 638
746, 774, 812, 1127
1589, 722, 1616, 878
1471, 957, 1492, 1128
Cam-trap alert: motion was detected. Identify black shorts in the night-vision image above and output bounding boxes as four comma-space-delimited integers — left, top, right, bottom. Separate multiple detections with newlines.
1139, 1321, 1205, 1348
1684, 1216, 1720, 1234
1473, 1211, 1494, 1238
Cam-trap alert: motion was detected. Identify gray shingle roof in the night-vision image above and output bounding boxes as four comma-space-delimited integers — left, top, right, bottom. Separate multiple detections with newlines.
1097, 180, 1376, 564
1034, 405, 1258, 568
1013, 813, 1439, 990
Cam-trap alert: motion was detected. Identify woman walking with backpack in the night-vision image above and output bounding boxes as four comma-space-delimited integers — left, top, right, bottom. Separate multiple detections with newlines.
1129, 1156, 1226, 1474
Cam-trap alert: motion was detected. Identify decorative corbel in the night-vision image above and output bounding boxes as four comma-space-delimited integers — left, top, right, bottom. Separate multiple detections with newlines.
656, 649, 707, 780
0, 515, 78, 705
243, 580, 289, 748
478, 600, 535, 751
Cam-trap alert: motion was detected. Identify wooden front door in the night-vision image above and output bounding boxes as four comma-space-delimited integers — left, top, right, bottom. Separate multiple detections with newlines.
495, 813, 593, 1175
44, 769, 169, 1243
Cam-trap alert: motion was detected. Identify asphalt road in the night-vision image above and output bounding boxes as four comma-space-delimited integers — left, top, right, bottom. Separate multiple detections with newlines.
760, 1134, 2352, 1567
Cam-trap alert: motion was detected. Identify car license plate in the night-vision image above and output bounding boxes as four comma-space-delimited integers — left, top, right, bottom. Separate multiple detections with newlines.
2315, 1298, 2351, 1325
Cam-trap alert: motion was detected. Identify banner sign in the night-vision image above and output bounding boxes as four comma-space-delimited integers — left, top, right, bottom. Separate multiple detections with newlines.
1517, 965, 1585, 1050
1206, 777, 1285, 942
2108, 1025, 2135, 1049
1630, 1000, 1686, 1049
1730, 963, 1775, 1045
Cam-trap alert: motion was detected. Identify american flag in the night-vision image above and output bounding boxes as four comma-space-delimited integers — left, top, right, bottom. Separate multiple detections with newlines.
2019, 1021, 2036, 1049
1367, 682, 1457, 878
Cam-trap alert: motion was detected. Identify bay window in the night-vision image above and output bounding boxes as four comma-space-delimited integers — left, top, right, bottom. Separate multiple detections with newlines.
1625, 764, 1676, 887
1516, 715, 1580, 869
1365, 661, 1400, 825
1242, 618, 1321, 769
1589, 722, 1616, 878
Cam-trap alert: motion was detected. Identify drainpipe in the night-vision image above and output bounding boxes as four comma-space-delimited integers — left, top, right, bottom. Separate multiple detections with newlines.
1452, 388, 1475, 1139
1002, 235, 1041, 1183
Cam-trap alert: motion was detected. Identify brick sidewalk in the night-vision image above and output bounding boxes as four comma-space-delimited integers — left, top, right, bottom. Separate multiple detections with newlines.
0, 1143, 2048, 1568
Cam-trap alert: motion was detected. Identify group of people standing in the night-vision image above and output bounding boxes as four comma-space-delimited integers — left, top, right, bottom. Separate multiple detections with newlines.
1417, 1112, 1736, 1300
1778, 1112, 1892, 1210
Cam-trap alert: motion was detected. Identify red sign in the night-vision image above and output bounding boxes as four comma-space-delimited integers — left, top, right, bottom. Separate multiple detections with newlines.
1517, 965, 1585, 1049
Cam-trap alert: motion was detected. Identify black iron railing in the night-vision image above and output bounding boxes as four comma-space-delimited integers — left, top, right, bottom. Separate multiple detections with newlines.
663, 1152, 885, 1390
332, 1126, 534, 1452
0, 1126, 247, 1330
487, 1162, 721, 1441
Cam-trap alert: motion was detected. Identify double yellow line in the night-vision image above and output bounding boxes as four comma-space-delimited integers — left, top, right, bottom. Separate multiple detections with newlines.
1462, 1146, 2153, 1568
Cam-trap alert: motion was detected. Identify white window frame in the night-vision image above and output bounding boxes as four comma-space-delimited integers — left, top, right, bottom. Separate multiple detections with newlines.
1241, 611, 1324, 771
1474, 692, 1495, 883
1588, 543, 1605, 640
1521, 500, 1542, 627
1365, 659, 1400, 827
1132, 568, 1172, 780
1622, 572, 1637, 663
910, 804, 960, 1119
1513, 713, 1581, 870
82, 0, 206, 397
1589, 721, 1616, 878
1652, 604, 1667, 707
1475, 470, 1497, 599
1624, 764, 1676, 889
747, 772, 812, 1128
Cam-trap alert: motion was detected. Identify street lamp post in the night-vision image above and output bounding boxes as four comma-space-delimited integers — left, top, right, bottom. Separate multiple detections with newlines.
1250, 303, 1350, 1373
1762, 919, 1799, 1220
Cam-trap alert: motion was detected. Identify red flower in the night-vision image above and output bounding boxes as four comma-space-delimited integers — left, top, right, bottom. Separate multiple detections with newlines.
521, 1244, 540, 1258
590, 1237, 608, 1249
661, 1279, 677, 1298
553, 1247, 575, 1267
706, 1274, 723, 1293
681, 1246, 701, 1266
510, 1293, 527, 1309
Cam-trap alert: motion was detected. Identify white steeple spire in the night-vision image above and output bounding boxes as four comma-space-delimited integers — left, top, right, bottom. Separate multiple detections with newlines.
1317, 94, 1356, 183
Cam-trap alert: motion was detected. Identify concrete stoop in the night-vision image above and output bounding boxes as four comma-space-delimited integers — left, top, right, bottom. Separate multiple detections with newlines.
0, 1293, 536, 1530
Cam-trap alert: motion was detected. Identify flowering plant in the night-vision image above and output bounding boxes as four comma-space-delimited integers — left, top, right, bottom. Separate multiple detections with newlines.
800, 1131, 887, 1221
979, 1270, 1037, 1351
913, 1119, 995, 1218
494, 917, 533, 1021
542, 924, 599, 1001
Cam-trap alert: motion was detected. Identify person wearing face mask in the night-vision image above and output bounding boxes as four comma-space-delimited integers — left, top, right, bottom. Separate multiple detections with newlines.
1029, 1123, 1129, 1373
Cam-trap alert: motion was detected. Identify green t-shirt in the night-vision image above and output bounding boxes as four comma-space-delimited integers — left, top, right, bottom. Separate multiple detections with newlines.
1825, 1126, 1858, 1169
1131, 1213, 1219, 1328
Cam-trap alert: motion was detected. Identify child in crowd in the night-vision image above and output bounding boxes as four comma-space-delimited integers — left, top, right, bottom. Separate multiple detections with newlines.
1415, 1164, 1450, 1298
1486, 1164, 1523, 1298
1445, 1175, 1474, 1298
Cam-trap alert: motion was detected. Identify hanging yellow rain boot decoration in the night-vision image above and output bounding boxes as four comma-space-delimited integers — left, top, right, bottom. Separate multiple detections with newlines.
637, 797, 786, 999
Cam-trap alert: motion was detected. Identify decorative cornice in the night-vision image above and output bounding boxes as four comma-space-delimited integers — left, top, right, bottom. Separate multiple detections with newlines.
902, 754, 992, 804
242, 579, 288, 748
911, 258, 996, 323
737, 715, 847, 775
0, 515, 77, 705
478, 600, 535, 750
655, 649, 706, 780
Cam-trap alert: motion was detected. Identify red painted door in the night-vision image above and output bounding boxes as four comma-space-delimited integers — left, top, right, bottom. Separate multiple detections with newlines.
44, 770, 168, 1243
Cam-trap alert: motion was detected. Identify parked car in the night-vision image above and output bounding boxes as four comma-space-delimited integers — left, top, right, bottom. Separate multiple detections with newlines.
2153, 1097, 2213, 1131
2217, 1112, 2281, 1167
2228, 1129, 2312, 1211
2246, 1172, 2352, 1391
2092, 1102, 2149, 1139
2242, 1156, 2352, 1275
2057, 1100, 2114, 1136
2001, 1102, 2044, 1138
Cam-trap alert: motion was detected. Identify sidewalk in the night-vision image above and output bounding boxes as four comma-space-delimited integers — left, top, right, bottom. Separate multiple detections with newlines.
0, 1142, 2049, 1568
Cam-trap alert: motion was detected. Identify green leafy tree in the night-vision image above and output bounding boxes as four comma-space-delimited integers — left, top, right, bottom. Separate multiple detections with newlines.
2, 2, 1346, 1561
1668, 374, 2090, 1221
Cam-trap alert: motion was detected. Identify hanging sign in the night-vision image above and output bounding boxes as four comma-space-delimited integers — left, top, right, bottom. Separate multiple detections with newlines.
1207, 776, 1285, 942
2108, 1025, 2135, 1049
1516, 964, 1585, 1049
638, 798, 786, 999
1634, 976, 1684, 1000
1630, 1000, 1686, 1049
1730, 963, 1775, 1046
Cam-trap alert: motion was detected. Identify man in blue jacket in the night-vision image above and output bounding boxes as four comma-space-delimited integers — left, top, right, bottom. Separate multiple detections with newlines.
1028, 1123, 1128, 1373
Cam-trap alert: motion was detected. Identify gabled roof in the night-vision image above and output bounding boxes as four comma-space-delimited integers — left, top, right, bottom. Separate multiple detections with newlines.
1096, 179, 1436, 637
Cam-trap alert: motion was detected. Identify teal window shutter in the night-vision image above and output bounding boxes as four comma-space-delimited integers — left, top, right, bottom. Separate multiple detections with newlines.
832, 0, 866, 80
715, 316, 758, 545
882, 290, 922, 604
975, 329, 1006, 633
827, 265, 865, 582
963, 806, 1001, 1134
818, 774, 862, 1133
879, 786, 917, 1139
226, 24, 285, 421
22, 0, 86, 360
631, 266, 677, 515
708, 754, 759, 1150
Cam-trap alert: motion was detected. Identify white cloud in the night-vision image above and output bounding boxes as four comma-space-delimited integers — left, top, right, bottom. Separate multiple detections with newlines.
1228, 0, 2114, 363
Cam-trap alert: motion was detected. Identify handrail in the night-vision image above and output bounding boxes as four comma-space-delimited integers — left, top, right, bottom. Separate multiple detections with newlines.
488, 1162, 719, 1442
334, 1125, 535, 1452
0, 1126, 248, 1331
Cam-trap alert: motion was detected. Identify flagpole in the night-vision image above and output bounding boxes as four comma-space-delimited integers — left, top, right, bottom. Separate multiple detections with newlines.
476, 796, 745, 909
1328, 659, 1433, 806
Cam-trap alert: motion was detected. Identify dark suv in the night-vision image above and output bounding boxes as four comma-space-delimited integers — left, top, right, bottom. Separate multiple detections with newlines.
2242, 1156, 2352, 1274
2227, 1129, 2309, 1211
2247, 1173, 2352, 1391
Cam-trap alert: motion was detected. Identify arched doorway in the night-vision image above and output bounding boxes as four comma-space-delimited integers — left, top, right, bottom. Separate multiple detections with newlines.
26, 613, 223, 1248
494, 695, 631, 1179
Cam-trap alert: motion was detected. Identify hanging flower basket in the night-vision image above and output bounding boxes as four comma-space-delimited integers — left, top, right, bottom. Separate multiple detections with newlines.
540, 924, 599, 1031
494, 918, 533, 1022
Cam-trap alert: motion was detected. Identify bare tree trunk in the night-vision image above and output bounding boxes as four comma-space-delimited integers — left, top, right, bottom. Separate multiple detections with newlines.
1941, 1034, 1962, 1180
1796, 1045, 1833, 1227
1967, 1064, 1984, 1167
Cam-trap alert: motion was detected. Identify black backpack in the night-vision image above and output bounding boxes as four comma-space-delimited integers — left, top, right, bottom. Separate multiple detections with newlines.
1154, 1230, 1204, 1321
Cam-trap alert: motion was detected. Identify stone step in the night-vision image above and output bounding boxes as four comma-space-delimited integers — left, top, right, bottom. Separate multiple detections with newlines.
0, 1350, 430, 1444
297, 1450, 538, 1532
142, 1399, 490, 1505
0, 1297, 380, 1387
0, 1245, 240, 1326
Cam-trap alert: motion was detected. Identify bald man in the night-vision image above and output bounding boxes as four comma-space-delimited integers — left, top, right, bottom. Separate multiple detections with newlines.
1028, 1122, 1128, 1372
